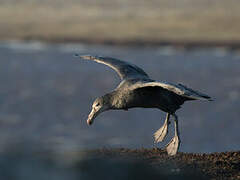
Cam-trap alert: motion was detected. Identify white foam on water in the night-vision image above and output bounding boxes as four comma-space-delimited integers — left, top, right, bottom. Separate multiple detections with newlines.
233, 50, 240, 59
156, 46, 176, 56
212, 47, 229, 57
57, 43, 87, 53
0, 40, 49, 52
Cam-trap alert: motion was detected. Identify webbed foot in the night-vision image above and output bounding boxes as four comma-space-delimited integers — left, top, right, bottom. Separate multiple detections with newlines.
154, 122, 168, 143
153, 113, 170, 143
165, 134, 180, 156
165, 114, 180, 156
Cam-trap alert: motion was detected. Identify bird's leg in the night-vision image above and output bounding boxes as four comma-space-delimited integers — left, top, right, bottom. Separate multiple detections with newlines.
165, 114, 181, 156
154, 113, 170, 143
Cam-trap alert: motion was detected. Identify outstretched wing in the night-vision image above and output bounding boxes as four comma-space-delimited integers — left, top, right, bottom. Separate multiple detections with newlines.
77, 55, 150, 80
129, 81, 212, 101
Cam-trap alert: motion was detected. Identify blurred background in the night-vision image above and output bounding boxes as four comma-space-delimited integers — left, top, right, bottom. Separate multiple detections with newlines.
0, 0, 240, 45
0, 0, 240, 179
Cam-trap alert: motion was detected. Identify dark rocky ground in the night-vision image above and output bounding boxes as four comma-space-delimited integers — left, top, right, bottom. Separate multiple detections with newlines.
85, 148, 240, 180
2, 147, 239, 180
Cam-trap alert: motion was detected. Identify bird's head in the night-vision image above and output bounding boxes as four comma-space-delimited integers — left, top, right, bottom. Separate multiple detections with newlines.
87, 96, 110, 125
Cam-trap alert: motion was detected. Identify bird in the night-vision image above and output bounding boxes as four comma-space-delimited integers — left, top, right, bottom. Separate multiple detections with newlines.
76, 55, 212, 156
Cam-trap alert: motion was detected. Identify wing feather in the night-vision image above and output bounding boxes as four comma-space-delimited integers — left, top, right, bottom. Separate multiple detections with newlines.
77, 55, 149, 80
129, 81, 212, 101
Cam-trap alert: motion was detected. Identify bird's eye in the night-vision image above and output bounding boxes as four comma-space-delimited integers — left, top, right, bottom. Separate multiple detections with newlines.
95, 102, 100, 107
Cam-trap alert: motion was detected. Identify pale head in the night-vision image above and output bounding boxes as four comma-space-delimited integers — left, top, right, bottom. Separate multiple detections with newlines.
87, 96, 110, 125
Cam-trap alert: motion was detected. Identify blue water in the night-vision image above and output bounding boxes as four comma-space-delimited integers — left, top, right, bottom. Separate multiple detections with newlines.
0, 41, 239, 154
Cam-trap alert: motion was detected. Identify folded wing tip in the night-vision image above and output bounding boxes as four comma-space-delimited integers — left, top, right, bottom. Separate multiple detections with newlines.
201, 94, 214, 101
74, 54, 105, 60
74, 54, 91, 59
208, 97, 214, 101
74, 53, 81, 57
198, 96, 213, 101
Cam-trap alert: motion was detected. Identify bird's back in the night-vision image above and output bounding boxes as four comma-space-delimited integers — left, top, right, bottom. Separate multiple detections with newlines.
114, 81, 191, 113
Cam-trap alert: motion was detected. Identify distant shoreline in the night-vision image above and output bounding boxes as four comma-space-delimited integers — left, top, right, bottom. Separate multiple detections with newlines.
2, 0, 240, 51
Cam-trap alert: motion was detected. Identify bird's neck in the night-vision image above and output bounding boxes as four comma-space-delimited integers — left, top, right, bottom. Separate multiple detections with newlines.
102, 91, 116, 108
105, 90, 130, 110
102, 91, 123, 110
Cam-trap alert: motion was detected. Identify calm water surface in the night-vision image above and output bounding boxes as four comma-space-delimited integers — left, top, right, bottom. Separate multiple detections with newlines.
0, 41, 239, 153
